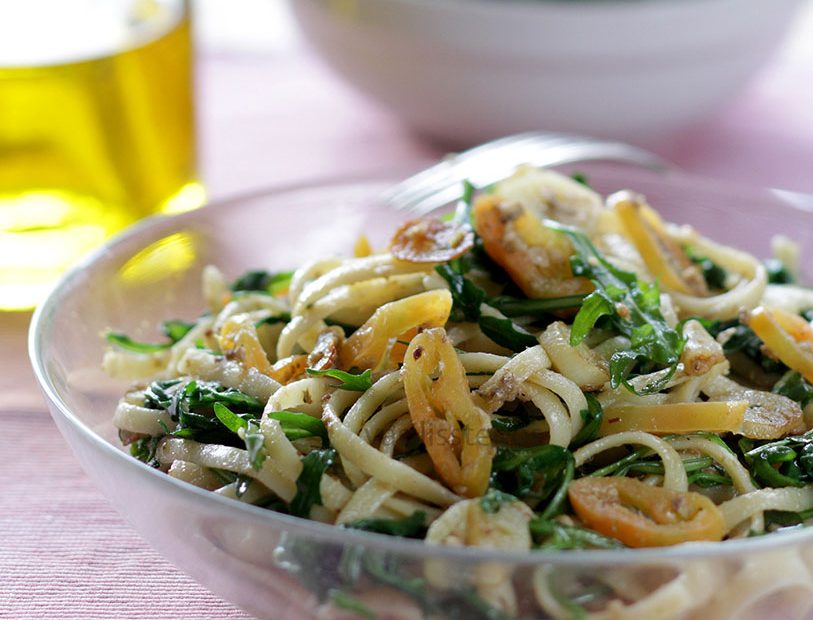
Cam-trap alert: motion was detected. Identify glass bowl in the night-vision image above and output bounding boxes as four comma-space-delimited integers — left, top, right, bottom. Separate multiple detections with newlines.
29, 164, 813, 620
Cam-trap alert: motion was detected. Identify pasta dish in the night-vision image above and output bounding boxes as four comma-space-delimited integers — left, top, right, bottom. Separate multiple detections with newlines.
104, 168, 813, 619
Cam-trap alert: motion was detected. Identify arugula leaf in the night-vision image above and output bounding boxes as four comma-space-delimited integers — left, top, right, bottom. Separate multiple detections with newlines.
765, 258, 794, 284
570, 171, 591, 188
129, 435, 162, 468
491, 414, 530, 432
213, 402, 266, 470
773, 371, 813, 408
487, 294, 585, 318
267, 410, 329, 447
551, 223, 685, 394
306, 368, 373, 392
244, 420, 266, 471
162, 319, 196, 343
739, 431, 813, 488
478, 315, 538, 352
570, 394, 603, 448
105, 332, 172, 353
435, 263, 485, 322
344, 511, 427, 538
106, 318, 196, 353
530, 518, 623, 550
144, 379, 263, 446
709, 319, 787, 375
289, 448, 336, 517
685, 247, 728, 290
213, 401, 248, 433
328, 590, 377, 620
491, 445, 574, 517
452, 179, 477, 226
230, 269, 294, 295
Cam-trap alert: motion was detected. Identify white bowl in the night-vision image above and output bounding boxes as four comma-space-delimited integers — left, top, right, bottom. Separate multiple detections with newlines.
288, 0, 804, 145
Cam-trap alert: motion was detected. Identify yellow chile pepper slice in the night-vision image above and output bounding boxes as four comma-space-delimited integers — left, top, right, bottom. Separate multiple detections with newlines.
390, 217, 474, 264
340, 289, 452, 370
473, 195, 592, 299
568, 477, 726, 548
600, 401, 748, 436
403, 328, 494, 497
219, 313, 309, 384
612, 194, 707, 296
747, 306, 813, 384
218, 314, 274, 375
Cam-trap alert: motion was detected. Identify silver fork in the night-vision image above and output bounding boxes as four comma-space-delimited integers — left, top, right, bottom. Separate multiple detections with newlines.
382, 132, 671, 216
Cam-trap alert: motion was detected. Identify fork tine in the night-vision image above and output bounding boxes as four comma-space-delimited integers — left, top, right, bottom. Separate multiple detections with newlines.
382, 132, 669, 216
382, 133, 568, 209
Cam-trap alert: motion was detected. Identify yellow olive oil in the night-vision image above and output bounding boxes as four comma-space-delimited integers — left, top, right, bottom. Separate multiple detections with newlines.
0, 2, 203, 310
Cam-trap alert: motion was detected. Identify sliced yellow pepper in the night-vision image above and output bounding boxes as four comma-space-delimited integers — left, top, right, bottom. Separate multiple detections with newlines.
747, 306, 813, 384
339, 289, 452, 370
404, 328, 494, 497
473, 196, 592, 299
600, 401, 748, 436
613, 195, 706, 296
218, 313, 273, 375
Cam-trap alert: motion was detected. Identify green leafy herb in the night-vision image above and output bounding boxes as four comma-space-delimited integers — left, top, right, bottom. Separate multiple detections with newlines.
570, 171, 590, 187
570, 394, 603, 448
230, 269, 294, 295
739, 432, 813, 489
486, 294, 585, 318
491, 414, 530, 432
267, 410, 329, 447
765, 258, 794, 284
802, 309, 813, 323
530, 518, 623, 550
344, 511, 427, 539
162, 319, 197, 343
129, 435, 162, 467
709, 319, 787, 375
106, 318, 196, 353
622, 455, 732, 488
478, 315, 538, 352
479, 489, 519, 514
552, 223, 685, 394
289, 448, 336, 518
106, 333, 174, 354
773, 371, 813, 408
328, 590, 377, 619
452, 179, 477, 226
685, 247, 728, 290
491, 445, 574, 517
244, 420, 266, 471
213, 402, 266, 470
213, 401, 249, 433
435, 263, 485, 322
143, 379, 263, 446
306, 368, 373, 392
436, 263, 545, 350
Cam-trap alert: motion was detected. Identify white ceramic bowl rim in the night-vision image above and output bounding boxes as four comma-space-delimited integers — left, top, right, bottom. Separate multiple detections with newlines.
28, 177, 813, 568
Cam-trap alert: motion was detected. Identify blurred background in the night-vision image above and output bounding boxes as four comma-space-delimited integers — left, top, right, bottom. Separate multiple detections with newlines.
2, 0, 813, 311
1, 0, 812, 616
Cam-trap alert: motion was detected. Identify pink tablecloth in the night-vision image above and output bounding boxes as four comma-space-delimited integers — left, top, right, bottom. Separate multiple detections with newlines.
2, 3, 812, 618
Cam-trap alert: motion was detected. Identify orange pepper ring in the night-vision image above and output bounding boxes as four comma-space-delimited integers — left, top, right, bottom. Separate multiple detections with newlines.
568, 476, 725, 548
